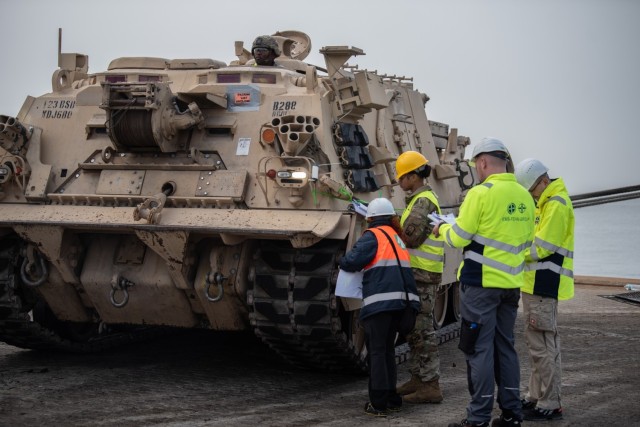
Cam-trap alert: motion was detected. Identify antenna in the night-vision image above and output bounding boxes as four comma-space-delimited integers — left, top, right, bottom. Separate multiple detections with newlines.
58, 28, 62, 68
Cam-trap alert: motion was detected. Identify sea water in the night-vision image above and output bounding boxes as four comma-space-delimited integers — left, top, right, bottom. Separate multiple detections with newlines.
573, 198, 640, 279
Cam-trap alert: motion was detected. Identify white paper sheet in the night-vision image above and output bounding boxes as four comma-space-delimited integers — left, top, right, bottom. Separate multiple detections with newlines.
335, 269, 363, 299
428, 212, 457, 226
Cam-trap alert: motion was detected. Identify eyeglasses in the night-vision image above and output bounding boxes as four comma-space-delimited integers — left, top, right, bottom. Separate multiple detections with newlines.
253, 47, 271, 55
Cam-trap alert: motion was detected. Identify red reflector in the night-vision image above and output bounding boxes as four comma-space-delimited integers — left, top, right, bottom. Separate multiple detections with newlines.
262, 128, 276, 144
217, 74, 241, 83
266, 169, 277, 179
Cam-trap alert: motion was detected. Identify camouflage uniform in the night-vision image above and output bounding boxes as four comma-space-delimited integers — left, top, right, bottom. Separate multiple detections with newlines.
401, 184, 442, 383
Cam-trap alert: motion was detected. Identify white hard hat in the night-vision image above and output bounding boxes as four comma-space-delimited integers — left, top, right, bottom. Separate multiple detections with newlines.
515, 158, 549, 191
366, 198, 396, 218
470, 137, 514, 172
471, 137, 509, 160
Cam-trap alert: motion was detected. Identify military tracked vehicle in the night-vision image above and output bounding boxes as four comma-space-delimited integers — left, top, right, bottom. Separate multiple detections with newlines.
0, 30, 476, 372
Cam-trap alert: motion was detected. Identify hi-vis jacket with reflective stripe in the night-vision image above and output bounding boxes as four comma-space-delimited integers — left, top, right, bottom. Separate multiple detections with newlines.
339, 222, 420, 320
400, 189, 444, 273
523, 178, 575, 300
439, 173, 535, 289
361, 227, 420, 319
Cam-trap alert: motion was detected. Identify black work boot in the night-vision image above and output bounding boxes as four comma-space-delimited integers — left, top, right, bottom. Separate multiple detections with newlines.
363, 402, 387, 417
524, 406, 563, 421
491, 412, 523, 426
448, 419, 490, 427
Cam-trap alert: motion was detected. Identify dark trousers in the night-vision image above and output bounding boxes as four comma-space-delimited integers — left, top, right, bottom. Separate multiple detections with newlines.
363, 310, 403, 410
459, 284, 522, 423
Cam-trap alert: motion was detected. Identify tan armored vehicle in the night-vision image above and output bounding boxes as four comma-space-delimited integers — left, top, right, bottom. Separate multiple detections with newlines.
0, 30, 475, 371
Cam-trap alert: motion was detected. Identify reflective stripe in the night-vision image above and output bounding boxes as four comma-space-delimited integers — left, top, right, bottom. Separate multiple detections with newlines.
464, 251, 526, 276
365, 258, 412, 269
451, 223, 531, 255
452, 223, 473, 240
525, 261, 574, 278
408, 248, 445, 262
473, 234, 531, 255
549, 195, 566, 205
530, 236, 574, 260
445, 232, 455, 248
362, 291, 420, 306
424, 238, 444, 247
400, 189, 444, 273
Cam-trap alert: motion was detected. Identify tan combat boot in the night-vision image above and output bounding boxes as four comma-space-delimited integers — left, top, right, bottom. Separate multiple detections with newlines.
396, 374, 422, 395
402, 378, 443, 403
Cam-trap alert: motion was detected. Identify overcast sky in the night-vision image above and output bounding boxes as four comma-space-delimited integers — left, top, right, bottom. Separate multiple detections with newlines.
1, 0, 638, 195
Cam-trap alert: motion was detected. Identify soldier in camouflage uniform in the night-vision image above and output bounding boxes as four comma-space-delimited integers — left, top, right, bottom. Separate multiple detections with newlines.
395, 151, 444, 404
251, 35, 281, 66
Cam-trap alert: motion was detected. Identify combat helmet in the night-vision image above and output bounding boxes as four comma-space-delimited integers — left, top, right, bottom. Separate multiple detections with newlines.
252, 35, 281, 56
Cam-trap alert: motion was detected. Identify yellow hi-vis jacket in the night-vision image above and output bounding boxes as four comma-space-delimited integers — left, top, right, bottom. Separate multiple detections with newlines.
400, 190, 444, 273
439, 173, 535, 289
523, 177, 575, 300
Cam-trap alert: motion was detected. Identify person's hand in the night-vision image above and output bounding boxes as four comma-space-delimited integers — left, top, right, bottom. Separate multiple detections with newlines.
433, 221, 443, 238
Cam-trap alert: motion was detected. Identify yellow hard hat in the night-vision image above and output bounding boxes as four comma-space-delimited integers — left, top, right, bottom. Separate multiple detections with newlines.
395, 151, 428, 180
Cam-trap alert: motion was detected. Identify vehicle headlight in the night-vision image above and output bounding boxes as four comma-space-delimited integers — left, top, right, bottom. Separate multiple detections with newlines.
0, 165, 11, 184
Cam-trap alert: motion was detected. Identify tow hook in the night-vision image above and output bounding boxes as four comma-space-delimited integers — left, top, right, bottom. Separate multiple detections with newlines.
205, 271, 226, 302
20, 245, 48, 287
110, 274, 135, 308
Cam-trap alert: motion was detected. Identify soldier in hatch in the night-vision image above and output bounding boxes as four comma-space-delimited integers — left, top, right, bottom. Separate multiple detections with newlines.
251, 35, 280, 66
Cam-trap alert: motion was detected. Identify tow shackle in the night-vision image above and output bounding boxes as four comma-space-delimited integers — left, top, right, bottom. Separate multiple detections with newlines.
205, 271, 226, 302
110, 275, 135, 308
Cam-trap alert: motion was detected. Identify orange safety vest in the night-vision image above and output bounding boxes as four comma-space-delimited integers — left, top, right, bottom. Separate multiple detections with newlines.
360, 226, 420, 319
